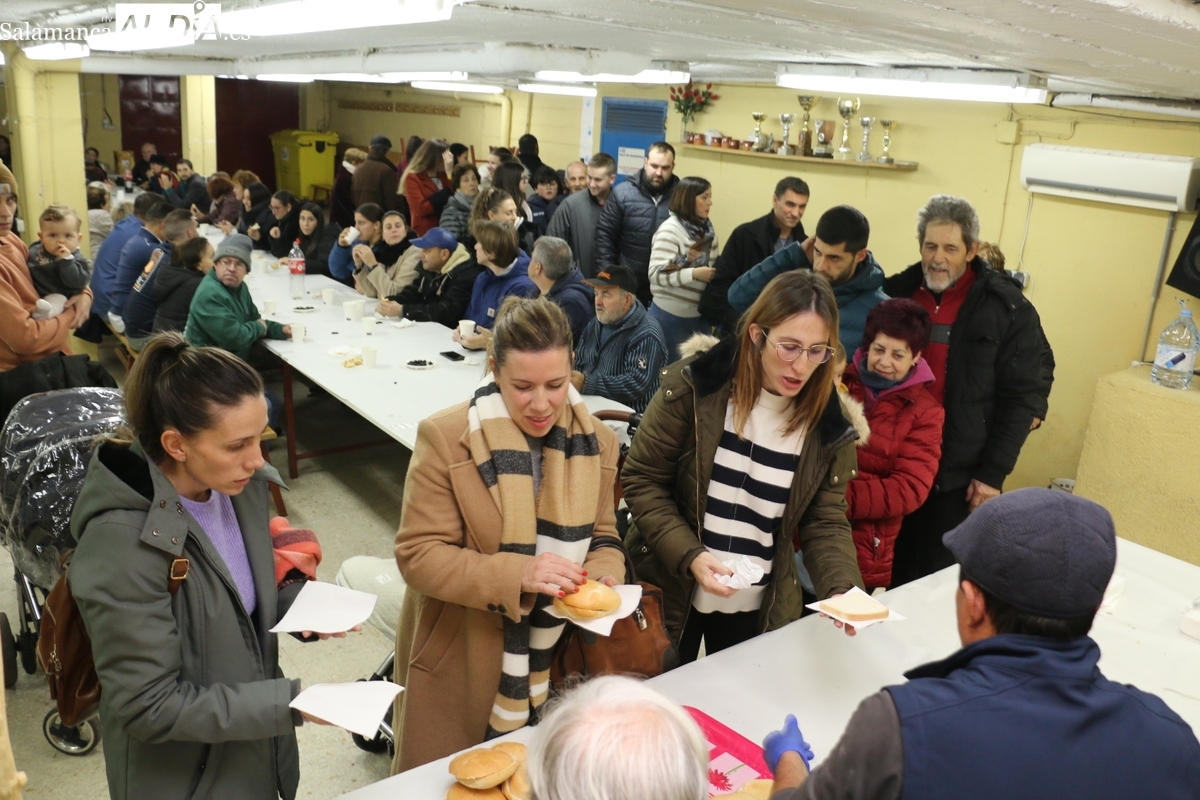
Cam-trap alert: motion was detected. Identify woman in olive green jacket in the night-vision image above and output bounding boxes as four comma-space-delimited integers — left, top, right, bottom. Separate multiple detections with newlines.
623, 270, 865, 661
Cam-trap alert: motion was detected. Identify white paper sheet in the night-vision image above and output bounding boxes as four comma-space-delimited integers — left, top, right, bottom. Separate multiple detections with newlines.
1099, 574, 1126, 614
804, 586, 906, 630
543, 584, 643, 636
289, 681, 404, 737
270, 581, 378, 634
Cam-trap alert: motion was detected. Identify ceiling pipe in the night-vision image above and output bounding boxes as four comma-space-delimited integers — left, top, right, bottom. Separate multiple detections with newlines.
1051, 93, 1200, 120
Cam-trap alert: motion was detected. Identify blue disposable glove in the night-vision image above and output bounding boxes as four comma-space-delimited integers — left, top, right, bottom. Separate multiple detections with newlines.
762, 714, 814, 773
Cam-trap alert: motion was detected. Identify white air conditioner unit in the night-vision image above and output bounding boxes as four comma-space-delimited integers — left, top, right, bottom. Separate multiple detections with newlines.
1020, 144, 1200, 212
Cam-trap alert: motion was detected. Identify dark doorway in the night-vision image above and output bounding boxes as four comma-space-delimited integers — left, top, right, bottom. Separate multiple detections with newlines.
119, 75, 183, 165
215, 78, 300, 191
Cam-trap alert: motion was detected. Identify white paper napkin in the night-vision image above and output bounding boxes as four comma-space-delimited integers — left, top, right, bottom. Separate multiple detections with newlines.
1099, 574, 1125, 614
289, 681, 403, 737
543, 584, 643, 636
714, 555, 765, 590
804, 586, 906, 630
391, 318, 415, 329
270, 581, 378, 634
327, 346, 361, 357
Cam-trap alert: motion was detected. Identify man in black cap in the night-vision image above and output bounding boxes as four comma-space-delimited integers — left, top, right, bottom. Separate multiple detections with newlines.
760, 488, 1200, 800
352, 134, 404, 212
571, 263, 667, 413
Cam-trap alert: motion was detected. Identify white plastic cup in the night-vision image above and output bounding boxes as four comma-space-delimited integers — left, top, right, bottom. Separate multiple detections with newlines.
458, 319, 475, 338
322, 288, 336, 305
343, 227, 360, 245
362, 316, 376, 335
290, 322, 305, 342
362, 345, 378, 368
263, 298, 277, 315
344, 300, 362, 320
352, 299, 366, 319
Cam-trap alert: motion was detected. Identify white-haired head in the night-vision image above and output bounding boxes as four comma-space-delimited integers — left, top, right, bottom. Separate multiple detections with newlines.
528, 676, 709, 800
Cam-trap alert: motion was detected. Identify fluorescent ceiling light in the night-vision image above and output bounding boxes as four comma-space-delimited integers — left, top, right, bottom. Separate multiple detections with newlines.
536, 67, 688, 85
776, 66, 1047, 104
256, 74, 315, 83
23, 42, 90, 60
518, 83, 597, 98
220, 0, 469, 37
411, 80, 504, 94
307, 71, 467, 84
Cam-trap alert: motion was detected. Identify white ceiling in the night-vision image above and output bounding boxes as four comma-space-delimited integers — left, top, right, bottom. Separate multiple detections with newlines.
12, 0, 1200, 100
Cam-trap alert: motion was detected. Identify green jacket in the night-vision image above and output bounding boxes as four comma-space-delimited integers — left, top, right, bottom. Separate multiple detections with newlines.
621, 335, 865, 643
68, 441, 302, 800
185, 269, 285, 360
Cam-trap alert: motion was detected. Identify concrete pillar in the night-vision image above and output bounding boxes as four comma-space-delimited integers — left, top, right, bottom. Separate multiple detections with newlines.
180, 74, 217, 175
0, 43, 88, 250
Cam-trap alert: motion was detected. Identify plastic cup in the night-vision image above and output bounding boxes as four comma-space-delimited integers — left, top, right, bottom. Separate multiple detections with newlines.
458, 319, 475, 338
322, 288, 336, 305
362, 345, 377, 368
362, 316, 376, 335
344, 300, 362, 320
343, 227, 360, 245
263, 298, 277, 315
290, 322, 305, 342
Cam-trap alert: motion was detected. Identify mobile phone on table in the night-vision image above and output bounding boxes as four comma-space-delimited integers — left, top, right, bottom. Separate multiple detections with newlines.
440, 351, 466, 362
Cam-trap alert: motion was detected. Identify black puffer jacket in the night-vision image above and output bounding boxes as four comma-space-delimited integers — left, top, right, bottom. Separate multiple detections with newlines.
883, 260, 1053, 491
594, 169, 679, 305
699, 211, 805, 333
152, 262, 205, 334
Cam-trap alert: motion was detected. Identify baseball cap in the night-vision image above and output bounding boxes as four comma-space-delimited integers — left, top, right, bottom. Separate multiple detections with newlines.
411, 227, 457, 251
586, 264, 638, 295
369, 135, 393, 149
943, 488, 1117, 618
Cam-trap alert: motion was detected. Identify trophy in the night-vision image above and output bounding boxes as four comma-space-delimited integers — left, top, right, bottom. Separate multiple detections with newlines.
877, 119, 896, 164
813, 119, 833, 157
836, 97, 860, 161
778, 113, 797, 156
797, 96, 816, 157
751, 112, 769, 151
857, 117, 875, 162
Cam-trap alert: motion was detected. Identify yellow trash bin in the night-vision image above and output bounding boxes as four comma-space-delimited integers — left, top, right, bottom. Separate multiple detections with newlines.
270, 130, 340, 201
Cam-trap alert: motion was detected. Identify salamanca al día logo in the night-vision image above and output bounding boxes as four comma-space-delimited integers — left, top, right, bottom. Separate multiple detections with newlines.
1, 3, 243, 45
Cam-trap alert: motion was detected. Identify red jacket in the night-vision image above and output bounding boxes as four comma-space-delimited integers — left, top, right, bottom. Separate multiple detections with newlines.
843, 353, 944, 588
403, 171, 448, 236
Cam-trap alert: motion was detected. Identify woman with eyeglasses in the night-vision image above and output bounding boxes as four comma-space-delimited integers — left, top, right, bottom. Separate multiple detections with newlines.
622, 270, 866, 663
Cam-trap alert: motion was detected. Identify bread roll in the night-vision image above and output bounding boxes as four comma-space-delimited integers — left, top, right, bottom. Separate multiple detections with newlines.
449, 748, 518, 789
501, 764, 531, 800
741, 778, 775, 800
552, 579, 621, 621
491, 741, 528, 763
446, 784, 505, 800
818, 592, 889, 622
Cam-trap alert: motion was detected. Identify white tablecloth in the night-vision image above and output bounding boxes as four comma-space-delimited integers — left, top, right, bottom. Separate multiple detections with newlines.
340, 537, 1200, 799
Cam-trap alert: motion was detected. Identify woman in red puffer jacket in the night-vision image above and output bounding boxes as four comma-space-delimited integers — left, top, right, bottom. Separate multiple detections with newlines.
842, 299, 944, 589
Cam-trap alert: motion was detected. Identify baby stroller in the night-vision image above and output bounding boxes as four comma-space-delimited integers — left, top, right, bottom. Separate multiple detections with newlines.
0, 387, 126, 756
343, 409, 642, 757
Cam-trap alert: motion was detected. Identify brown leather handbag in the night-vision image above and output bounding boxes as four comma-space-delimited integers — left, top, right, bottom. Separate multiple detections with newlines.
37, 550, 188, 727
549, 537, 679, 692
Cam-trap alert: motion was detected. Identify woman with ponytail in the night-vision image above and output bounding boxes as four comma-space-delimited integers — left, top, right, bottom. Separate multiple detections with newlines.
390, 296, 625, 773
67, 332, 351, 800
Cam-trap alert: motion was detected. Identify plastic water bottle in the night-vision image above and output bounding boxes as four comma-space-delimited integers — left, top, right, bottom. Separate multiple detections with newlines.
288, 239, 306, 300
1151, 300, 1199, 390
123, 169, 133, 191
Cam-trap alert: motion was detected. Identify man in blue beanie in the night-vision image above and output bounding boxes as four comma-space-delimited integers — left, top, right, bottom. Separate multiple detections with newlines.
761, 488, 1200, 800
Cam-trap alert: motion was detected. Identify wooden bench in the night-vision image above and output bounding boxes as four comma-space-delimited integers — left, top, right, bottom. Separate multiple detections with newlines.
110, 328, 139, 373
310, 183, 333, 205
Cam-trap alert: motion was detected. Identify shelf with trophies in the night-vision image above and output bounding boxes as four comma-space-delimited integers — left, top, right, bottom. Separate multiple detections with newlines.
680, 96, 917, 171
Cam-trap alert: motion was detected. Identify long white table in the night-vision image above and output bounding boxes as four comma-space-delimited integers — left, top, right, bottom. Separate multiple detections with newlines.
233, 250, 631, 474
340, 537, 1200, 799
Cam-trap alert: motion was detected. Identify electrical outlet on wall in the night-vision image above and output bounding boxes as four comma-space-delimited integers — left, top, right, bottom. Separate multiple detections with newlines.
1005, 269, 1030, 289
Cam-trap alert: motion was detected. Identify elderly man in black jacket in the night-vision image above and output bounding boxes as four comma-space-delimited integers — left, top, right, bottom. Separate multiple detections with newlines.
699, 176, 810, 333
885, 194, 1054, 587
594, 142, 679, 306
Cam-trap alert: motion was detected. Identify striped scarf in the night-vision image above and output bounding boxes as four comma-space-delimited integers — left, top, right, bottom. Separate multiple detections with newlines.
468, 376, 601, 738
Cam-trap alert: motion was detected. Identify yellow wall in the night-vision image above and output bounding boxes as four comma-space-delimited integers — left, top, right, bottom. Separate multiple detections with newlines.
575, 82, 1200, 491
79, 73, 123, 172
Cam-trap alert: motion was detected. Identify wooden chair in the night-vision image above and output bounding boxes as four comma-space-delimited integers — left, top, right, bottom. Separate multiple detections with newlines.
260, 426, 287, 515
310, 183, 333, 205
109, 328, 139, 374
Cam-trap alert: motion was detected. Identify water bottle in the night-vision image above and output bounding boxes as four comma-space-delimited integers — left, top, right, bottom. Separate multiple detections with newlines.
123, 169, 133, 192
289, 239, 306, 300
1151, 299, 1199, 390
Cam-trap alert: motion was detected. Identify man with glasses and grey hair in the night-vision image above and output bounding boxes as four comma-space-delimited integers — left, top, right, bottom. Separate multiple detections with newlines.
529, 675, 708, 800
883, 194, 1053, 586
528, 235, 594, 344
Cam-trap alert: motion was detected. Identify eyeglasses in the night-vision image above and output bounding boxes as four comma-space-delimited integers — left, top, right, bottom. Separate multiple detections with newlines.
762, 332, 834, 364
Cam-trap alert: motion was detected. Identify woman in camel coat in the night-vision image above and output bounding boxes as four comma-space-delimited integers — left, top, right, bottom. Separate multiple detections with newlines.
391, 297, 626, 773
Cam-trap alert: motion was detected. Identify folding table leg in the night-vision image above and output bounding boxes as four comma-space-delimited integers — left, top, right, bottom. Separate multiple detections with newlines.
282, 362, 299, 479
